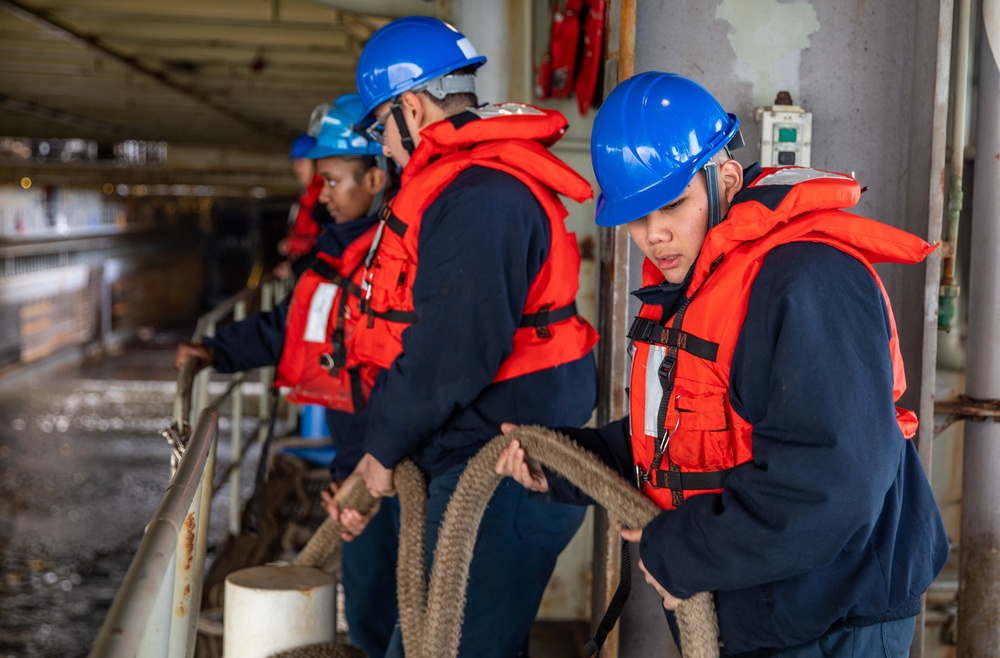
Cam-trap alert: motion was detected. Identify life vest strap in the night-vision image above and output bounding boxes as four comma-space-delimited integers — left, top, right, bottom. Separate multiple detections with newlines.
380, 206, 408, 238
627, 317, 719, 362
309, 260, 364, 298
583, 537, 631, 658
358, 301, 419, 325
644, 466, 732, 492
518, 301, 578, 338
348, 366, 365, 413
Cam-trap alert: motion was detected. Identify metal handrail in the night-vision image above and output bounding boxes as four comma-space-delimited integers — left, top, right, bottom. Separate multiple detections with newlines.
88, 407, 218, 658
89, 275, 292, 658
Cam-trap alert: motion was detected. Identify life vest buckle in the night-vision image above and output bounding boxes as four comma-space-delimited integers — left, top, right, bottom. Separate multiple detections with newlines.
657, 355, 676, 390
319, 352, 341, 375
634, 463, 650, 490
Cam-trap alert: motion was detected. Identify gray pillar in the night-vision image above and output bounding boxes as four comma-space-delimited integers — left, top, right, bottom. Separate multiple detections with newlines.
956, 14, 1000, 656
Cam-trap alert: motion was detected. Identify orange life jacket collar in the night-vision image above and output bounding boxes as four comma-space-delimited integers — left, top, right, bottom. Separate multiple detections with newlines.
346, 103, 599, 381
630, 166, 934, 510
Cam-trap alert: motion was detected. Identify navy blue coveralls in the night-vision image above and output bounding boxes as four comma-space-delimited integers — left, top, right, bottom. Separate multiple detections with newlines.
544, 165, 948, 657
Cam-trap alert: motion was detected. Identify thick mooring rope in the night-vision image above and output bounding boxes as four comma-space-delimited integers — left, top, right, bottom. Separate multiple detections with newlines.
421, 425, 720, 658
277, 427, 719, 658
275, 460, 427, 658
268, 643, 366, 658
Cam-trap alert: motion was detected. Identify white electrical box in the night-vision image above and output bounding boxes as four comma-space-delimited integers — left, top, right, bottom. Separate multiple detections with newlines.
754, 96, 812, 167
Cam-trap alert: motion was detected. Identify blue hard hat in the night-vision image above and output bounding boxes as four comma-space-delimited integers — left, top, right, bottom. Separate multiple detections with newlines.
289, 133, 317, 160
591, 72, 741, 227
305, 94, 383, 159
355, 16, 486, 128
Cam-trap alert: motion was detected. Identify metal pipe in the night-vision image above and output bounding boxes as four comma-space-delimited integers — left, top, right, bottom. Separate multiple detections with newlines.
258, 282, 276, 448
193, 319, 215, 425
939, 0, 974, 331
173, 359, 195, 431
180, 439, 216, 658
167, 478, 202, 658
311, 0, 442, 17
230, 299, 247, 536
592, 3, 635, 656
956, 10, 1000, 653
913, 1, 957, 655
88, 407, 219, 658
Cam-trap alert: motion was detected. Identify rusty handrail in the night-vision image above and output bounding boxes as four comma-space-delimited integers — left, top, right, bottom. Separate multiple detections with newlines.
89, 274, 293, 658
88, 407, 219, 658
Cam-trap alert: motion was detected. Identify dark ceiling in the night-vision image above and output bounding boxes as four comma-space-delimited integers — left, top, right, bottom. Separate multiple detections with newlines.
0, 0, 402, 152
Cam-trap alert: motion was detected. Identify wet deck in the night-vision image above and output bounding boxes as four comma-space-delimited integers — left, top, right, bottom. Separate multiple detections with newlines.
0, 341, 588, 658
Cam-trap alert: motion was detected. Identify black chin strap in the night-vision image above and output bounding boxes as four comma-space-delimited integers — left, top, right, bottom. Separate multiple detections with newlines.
367, 155, 391, 216
390, 103, 416, 156
704, 162, 721, 230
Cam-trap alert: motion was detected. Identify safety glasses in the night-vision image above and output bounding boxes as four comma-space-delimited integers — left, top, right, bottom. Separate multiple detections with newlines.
307, 103, 330, 137
365, 103, 398, 145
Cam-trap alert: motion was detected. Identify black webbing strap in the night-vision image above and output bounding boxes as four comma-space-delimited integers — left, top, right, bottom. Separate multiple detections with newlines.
358, 300, 419, 327
654, 297, 692, 460
309, 260, 364, 298
650, 467, 733, 491
372, 308, 419, 324
247, 388, 281, 534
380, 205, 408, 238
626, 317, 719, 363
584, 538, 632, 658
348, 367, 365, 413
518, 301, 578, 338
446, 110, 480, 130
390, 103, 416, 156
705, 161, 722, 230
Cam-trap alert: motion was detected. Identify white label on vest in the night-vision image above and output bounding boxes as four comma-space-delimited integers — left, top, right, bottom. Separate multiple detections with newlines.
304, 282, 338, 343
644, 345, 666, 438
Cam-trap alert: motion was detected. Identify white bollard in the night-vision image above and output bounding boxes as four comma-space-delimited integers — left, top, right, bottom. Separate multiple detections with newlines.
224, 565, 336, 657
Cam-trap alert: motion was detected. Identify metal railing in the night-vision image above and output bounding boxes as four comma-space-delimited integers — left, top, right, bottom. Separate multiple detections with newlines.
88, 275, 292, 658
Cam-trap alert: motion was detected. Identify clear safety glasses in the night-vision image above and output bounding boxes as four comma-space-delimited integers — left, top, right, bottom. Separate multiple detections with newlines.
307, 103, 330, 137
365, 103, 398, 145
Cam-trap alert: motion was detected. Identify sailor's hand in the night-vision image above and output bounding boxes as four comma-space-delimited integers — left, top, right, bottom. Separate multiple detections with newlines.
494, 424, 549, 493
321, 473, 381, 542
174, 342, 213, 372
357, 452, 395, 497
273, 260, 293, 279
621, 527, 683, 610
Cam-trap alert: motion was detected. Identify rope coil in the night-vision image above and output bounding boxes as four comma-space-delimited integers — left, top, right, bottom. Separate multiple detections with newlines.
422, 426, 720, 658
277, 426, 720, 658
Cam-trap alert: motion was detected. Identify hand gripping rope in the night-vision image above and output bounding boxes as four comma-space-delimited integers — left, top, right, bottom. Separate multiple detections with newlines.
273, 426, 720, 658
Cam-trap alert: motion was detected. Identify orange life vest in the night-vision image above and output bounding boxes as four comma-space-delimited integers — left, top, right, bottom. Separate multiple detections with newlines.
275, 223, 381, 412
628, 167, 935, 510
287, 175, 324, 259
347, 103, 600, 382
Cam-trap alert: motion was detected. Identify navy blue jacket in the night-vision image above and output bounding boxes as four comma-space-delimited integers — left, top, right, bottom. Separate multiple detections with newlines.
549, 176, 948, 654
203, 214, 378, 479
363, 166, 598, 478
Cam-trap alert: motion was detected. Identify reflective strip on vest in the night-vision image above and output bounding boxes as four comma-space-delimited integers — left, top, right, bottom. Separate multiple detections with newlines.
643, 344, 666, 438
755, 168, 853, 186
303, 282, 338, 343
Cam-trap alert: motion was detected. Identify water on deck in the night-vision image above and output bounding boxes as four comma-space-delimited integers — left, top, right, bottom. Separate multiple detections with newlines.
0, 340, 587, 658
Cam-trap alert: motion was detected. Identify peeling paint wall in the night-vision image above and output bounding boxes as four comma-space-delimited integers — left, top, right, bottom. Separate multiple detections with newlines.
717, 0, 820, 108
626, 0, 948, 653
633, 0, 944, 411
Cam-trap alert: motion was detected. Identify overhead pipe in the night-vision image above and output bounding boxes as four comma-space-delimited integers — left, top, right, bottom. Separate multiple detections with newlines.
0, 0, 294, 143
310, 0, 443, 18
938, 0, 974, 332
956, 1, 1000, 654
